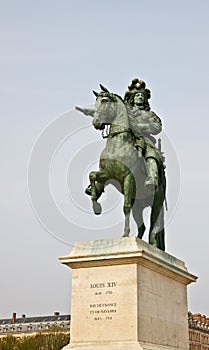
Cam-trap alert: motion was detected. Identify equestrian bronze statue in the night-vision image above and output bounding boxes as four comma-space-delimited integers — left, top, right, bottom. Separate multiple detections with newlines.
76, 78, 166, 251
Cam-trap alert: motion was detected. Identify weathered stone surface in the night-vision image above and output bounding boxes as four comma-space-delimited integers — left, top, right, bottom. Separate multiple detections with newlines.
60, 238, 197, 350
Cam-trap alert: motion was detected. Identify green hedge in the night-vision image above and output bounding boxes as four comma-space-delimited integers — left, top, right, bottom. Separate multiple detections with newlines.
0, 332, 70, 350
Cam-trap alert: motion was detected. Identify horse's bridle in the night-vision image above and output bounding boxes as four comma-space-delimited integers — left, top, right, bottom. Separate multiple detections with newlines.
102, 125, 110, 139
95, 94, 116, 137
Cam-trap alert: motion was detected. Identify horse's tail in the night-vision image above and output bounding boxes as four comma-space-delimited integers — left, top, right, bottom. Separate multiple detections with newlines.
159, 164, 168, 211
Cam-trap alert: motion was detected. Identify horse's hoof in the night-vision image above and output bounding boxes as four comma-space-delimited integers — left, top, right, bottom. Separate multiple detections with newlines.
122, 233, 129, 238
92, 201, 102, 215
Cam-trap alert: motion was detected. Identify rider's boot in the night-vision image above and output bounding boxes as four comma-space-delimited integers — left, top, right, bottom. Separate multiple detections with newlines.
144, 157, 158, 190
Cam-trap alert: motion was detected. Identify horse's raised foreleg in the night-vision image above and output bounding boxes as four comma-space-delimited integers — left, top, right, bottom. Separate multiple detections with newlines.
132, 199, 146, 239
89, 171, 107, 215
122, 174, 135, 237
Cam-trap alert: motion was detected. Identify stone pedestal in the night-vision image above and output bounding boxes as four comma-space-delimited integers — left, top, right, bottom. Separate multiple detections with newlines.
59, 237, 197, 350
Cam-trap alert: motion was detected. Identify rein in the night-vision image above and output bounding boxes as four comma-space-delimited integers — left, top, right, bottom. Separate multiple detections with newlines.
96, 94, 132, 140
108, 128, 133, 139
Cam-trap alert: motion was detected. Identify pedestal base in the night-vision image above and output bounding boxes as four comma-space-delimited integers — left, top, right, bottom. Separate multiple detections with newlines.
59, 238, 197, 350
62, 341, 191, 350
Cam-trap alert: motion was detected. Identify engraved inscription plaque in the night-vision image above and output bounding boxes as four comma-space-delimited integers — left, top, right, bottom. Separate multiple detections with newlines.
70, 264, 138, 343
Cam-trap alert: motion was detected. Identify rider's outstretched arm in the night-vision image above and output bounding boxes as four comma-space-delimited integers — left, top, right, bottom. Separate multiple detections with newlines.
75, 106, 95, 117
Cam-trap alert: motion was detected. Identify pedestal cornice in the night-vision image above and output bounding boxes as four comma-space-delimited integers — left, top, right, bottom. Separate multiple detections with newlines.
59, 237, 197, 285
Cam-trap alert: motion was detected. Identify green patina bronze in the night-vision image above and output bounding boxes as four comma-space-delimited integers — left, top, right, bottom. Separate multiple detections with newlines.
75, 79, 166, 251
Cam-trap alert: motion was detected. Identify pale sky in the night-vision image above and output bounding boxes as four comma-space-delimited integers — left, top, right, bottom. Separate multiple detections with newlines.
1, 0, 209, 319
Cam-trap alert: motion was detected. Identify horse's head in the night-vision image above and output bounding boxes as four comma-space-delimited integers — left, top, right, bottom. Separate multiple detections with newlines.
92, 85, 118, 130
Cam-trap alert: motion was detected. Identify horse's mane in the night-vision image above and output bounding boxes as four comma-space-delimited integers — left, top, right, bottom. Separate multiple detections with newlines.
97, 90, 141, 137
98, 91, 124, 103
110, 92, 142, 139
112, 93, 124, 103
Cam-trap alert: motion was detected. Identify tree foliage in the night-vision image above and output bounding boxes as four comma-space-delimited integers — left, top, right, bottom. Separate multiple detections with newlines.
0, 332, 70, 350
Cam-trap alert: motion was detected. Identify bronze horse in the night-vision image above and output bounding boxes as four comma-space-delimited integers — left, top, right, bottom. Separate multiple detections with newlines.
77, 86, 166, 250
